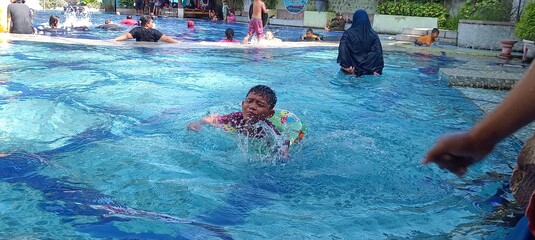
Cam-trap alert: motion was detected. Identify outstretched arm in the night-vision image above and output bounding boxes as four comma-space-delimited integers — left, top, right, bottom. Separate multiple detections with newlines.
187, 114, 220, 131
423, 63, 535, 176
159, 35, 180, 43
114, 32, 133, 41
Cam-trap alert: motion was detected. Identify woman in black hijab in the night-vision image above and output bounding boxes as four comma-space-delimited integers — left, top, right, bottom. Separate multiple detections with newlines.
337, 9, 384, 76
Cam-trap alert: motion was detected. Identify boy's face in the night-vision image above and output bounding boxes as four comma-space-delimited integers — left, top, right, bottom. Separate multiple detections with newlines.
242, 92, 274, 122
306, 31, 313, 37
431, 32, 439, 38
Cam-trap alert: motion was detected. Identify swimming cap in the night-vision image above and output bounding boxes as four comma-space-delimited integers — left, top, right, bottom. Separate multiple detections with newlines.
187, 20, 194, 28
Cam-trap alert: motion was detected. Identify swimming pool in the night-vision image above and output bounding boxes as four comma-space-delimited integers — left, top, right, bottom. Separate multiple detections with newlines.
30, 10, 344, 42
0, 11, 523, 240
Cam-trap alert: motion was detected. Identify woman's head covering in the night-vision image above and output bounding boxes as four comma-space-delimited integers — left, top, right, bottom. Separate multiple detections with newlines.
350, 10, 371, 31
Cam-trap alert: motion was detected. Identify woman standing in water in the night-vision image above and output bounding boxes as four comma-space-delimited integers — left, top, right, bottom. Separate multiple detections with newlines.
337, 9, 384, 76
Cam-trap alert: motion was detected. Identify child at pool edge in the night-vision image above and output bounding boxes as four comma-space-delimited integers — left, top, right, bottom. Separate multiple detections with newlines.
187, 85, 290, 156
415, 28, 439, 47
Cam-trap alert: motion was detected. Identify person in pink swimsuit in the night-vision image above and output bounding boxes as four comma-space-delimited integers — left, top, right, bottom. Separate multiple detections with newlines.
218, 28, 239, 43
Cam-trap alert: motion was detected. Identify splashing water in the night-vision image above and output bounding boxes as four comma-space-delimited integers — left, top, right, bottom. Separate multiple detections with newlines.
235, 121, 288, 162
63, 9, 93, 28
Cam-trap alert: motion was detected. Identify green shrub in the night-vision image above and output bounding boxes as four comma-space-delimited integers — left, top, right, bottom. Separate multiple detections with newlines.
443, 15, 460, 30
377, 1, 449, 28
264, 0, 277, 10
41, 0, 67, 9
458, 0, 512, 21
80, 0, 101, 9
516, 1, 535, 40
119, 0, 134, 8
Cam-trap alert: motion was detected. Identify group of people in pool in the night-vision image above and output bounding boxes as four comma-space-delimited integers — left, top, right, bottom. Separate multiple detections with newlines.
108, 9, 385, 77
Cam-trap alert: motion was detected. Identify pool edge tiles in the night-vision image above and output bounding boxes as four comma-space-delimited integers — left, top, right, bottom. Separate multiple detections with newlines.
441, 68, 523, 89
0, 33, 340, 49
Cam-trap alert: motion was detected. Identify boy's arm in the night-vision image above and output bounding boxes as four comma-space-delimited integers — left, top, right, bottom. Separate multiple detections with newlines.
262, 2, 268, 13
114, 32, 133, 41
187, 114, 221, 131
160, 35, 180, 43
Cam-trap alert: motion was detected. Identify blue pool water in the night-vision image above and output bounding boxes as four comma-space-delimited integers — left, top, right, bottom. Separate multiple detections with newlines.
0, 11, 524, 239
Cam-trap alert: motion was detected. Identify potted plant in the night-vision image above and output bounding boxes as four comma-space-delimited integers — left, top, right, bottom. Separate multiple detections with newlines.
515, 1, 535, 62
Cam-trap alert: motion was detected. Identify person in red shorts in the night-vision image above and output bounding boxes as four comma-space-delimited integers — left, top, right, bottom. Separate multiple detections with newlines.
242, 0, 268, 44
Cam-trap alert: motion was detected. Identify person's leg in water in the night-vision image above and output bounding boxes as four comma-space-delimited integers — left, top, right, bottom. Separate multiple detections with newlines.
243, 18, 262, 44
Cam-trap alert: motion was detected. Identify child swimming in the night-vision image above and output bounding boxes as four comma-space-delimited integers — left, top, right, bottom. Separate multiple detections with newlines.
187, 85, 290, 156
301, 28, 321, 41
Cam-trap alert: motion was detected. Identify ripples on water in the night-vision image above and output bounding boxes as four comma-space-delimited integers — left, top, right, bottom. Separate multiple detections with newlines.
0, 13, 523, 239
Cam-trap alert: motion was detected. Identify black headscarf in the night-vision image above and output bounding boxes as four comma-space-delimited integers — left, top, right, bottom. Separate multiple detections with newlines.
337, 9, 384, 76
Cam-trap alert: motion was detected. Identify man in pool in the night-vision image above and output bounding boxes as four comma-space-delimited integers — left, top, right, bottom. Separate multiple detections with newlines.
187, 85, 289, 155
114, 15, 179, 43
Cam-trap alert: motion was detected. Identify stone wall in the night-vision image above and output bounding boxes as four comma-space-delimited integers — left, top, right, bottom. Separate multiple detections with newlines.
457, 20, 522, 51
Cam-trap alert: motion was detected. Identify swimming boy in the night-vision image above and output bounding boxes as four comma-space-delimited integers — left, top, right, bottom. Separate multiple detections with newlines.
415, 28, 439, 47
301, 28, 321, 41
243, 0, 268, 44
187, 85, 289, 155
114, 15, 179, 43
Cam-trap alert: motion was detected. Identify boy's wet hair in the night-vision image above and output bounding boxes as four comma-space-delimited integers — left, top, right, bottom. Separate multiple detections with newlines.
104, 19, 112, 24
306, 27, 314, 33
225, 28, 234, 40
431, 28, 439, 34
140, 15, 152, 27
247, 85, 277, 109
127, 15, 133, 19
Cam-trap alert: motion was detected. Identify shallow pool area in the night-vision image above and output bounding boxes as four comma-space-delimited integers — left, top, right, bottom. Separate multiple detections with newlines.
0, 12, 525, 240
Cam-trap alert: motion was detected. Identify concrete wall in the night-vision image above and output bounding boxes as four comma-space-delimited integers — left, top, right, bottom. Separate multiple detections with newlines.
276, 9, 304, 19
457, 20, 522, 51
372, 14, 437, 34
303, 11, 335, 28
305, 0, 377, 14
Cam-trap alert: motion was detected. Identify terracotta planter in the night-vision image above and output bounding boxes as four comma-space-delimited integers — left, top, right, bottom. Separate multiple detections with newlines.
523, 39, 535, 63
499, 39, 518, 59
